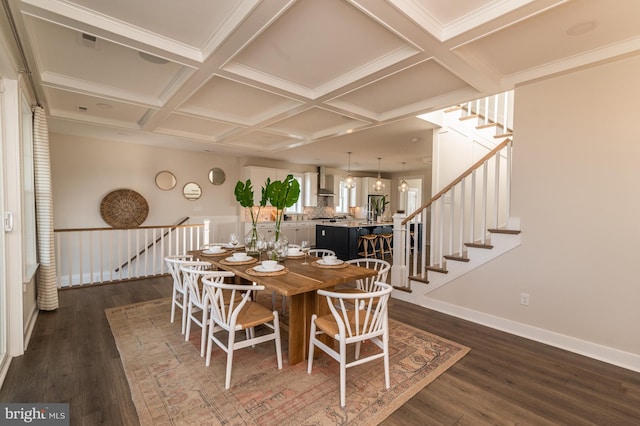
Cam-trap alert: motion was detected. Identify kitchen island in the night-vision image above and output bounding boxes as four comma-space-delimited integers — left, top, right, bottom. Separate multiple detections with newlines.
315, 221, 393, 260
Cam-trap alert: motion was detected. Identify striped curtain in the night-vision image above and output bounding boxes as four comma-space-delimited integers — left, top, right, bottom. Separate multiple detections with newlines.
33, 106, 58, 310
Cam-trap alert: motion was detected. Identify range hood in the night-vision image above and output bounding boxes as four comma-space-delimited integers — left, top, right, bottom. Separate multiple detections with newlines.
317, 166, 335, 196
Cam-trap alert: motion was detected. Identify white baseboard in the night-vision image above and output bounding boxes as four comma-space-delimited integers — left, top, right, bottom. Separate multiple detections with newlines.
0, 306, 38, 390
23, 304, 38, 350
0, 353, 10, 391
420, 297, 640, 373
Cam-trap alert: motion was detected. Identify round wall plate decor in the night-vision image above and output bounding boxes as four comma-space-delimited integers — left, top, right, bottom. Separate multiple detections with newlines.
208, 167, 226, 185
100, 189, 149, 228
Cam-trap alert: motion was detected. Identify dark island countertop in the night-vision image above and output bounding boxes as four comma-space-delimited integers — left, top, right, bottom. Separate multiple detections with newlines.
315, 220, 393, 228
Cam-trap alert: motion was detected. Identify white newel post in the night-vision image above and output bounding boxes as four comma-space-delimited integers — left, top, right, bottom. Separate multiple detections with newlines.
391, 213, 407, 288
203, 219, 210, 246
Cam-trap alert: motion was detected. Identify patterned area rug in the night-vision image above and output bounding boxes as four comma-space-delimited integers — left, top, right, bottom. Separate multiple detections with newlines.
106, 298, 469, 425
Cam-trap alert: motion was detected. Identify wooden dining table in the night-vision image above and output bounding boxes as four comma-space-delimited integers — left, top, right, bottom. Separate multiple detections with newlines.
192, 249, 377, 365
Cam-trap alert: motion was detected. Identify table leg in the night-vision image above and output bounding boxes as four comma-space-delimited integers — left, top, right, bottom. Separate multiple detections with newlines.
286, 293, 309, 365
287, 290, 332, 365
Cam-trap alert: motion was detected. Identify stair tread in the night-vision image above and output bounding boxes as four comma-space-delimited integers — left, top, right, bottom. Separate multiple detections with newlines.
495, 132, 513, 138
426, 265, 448, 274
409, 275, 429, 284
488, 228, 521, 235
465, 242, 494, 249
393, 285, 413, 292
444, 105, 463, 113
476, 122, 498, 129
443, 254, 470, 262
459, 114, 480, 121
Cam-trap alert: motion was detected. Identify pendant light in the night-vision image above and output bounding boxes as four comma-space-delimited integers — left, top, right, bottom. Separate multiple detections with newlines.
373, 157, 385, 192
399, 162, 409, 192
345, 152, 356, 189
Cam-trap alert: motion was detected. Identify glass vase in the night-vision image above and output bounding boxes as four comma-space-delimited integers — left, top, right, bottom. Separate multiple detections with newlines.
275, 233, 289, 262
244, 225, 263, 257
269, 232, 289, 262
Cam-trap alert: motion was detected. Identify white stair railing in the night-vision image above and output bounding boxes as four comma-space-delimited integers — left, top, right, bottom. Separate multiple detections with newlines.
462, 92, 514, 136
54, 222, 208, 287
393, 138, 512, 289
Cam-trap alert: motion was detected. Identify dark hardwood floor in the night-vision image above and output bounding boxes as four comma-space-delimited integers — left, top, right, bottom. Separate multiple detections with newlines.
1, 276, 639, 425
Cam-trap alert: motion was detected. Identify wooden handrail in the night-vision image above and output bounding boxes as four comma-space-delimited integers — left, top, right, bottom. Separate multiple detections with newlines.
402, 138, 511, 225
54, 221, 198, 233
114, 217, 190, 272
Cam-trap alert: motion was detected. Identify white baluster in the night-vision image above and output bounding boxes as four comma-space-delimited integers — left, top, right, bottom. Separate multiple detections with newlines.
506, 141, 512, 219
449, 187, 455, 256
494, 152, 500, 229
459, 180, 465, 256
470, 170, 477, 244
482, 162, 488, 244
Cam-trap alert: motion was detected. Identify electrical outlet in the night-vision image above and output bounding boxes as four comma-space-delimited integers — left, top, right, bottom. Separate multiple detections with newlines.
520, 293, 530, 306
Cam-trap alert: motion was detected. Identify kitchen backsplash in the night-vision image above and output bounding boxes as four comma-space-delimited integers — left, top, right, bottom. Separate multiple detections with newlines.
243, 205, 339, 221
243, 206, 277, 222
303, 206, 336, 219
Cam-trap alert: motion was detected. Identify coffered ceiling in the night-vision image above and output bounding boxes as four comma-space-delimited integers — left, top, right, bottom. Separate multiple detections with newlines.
3, 0, 639, 173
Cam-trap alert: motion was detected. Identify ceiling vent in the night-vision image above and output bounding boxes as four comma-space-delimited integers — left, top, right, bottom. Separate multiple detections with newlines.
78, 33, 100, 49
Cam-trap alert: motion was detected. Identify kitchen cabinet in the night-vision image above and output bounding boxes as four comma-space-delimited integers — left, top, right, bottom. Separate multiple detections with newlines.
243, 166, 292, 205
315, 223, 392, 260
256, 222, 277, 241
280, 224, 296, 244
359, 177, 391, 206
282, 222, 316, 246
303, 172, 318, 207
315, 225, 359, 260
255, 222, 316, 247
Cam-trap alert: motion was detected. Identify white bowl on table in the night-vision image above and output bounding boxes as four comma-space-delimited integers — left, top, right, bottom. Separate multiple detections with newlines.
287, 247, 301, 256
232, 252, 248, 261
323, 255, 339, 264
261, 260, 278, 270
203, 245, 224, 254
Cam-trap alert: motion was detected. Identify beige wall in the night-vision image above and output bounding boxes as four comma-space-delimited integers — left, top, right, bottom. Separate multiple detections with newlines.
429, 54, 640, 357
51, 134, 242, 229
389, 168, 432, 213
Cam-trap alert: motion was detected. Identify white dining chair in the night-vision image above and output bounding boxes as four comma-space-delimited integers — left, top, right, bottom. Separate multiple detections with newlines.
342, 258, 391, 293
165, 255, 194, 334
202, 278, 282, 389
308, 248, 335, 258
307, 281, 392, 407
181, 262, 234, 357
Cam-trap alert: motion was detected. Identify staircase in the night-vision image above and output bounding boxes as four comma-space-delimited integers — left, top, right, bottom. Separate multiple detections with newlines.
391, 92, 521, 302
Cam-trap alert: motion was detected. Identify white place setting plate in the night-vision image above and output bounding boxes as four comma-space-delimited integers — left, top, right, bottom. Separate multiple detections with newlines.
254, 264, 285, 273
317, 259, 344, 266
203, 248, 226, 255
223, 243, 244, 249
225, 256, 252, 262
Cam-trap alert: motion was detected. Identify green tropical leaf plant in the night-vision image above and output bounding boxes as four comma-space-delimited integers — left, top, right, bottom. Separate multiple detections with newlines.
266, 174, 301, 241
234, 178, 270, 244
372, 195, 389, 217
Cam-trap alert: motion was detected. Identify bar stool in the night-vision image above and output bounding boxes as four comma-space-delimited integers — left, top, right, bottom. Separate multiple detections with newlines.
356, 228, 368, 253
358, 229, 378, 258
378, 227, 393, 259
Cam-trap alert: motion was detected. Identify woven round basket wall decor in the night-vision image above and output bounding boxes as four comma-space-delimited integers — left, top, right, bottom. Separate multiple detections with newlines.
100, 189, 149, 228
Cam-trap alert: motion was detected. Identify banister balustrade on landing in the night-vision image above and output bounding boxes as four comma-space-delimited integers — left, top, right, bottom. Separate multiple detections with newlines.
54, 221, 207, 287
